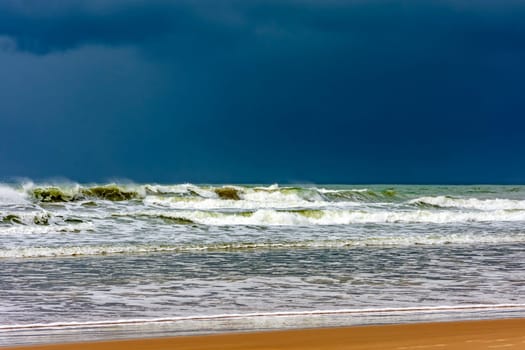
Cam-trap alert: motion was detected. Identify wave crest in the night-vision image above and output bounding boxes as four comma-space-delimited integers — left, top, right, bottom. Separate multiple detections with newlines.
410, 196, 525, 211
119, 208, 525, 226
29, 185, 139, 202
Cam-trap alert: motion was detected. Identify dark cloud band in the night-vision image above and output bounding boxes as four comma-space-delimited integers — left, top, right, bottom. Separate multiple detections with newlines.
1, 1, 524, 55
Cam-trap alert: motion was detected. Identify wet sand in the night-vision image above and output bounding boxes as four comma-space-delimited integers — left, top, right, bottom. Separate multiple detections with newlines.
5, 318, 525, 350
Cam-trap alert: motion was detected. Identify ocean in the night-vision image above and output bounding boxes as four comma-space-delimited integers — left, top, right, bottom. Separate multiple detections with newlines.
1, 183, 524, 345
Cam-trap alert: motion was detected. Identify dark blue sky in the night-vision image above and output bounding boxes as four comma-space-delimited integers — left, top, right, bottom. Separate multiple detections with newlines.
1, 0, 524, 183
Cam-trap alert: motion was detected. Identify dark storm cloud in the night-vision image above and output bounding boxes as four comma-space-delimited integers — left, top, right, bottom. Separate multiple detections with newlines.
0, 1, 184, 54
2, 1, 525, 55
1, 0, 525, 183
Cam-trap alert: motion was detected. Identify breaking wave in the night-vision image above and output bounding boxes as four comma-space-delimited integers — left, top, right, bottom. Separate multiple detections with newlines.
1, 182, 525, 231
30, 185, 139, 202
410, 196, 525, 211
120, 208, 525, 225
0, 210, 92, 234
0, 182, 401, 205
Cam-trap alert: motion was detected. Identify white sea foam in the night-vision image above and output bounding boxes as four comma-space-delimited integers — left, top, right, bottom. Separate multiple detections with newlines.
130, 208, 525, 226
144, 183, 216, 197
243, 188, 319, 203
410, 196, 525, 211
143, 195, 355, 210
317, 188, 369, 193
0, 222, 93, 235
0, 244, 177, 258
0, 210, 50, 223
5, 232, 522, 258
144, 185, 371, 210
0, 185, 27, 204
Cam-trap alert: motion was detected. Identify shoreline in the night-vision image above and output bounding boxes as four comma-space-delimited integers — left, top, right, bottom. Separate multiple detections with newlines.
4, 318, 525, 350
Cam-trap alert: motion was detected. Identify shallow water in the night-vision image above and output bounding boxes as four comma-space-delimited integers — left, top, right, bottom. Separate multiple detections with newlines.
1, 183, 524, 345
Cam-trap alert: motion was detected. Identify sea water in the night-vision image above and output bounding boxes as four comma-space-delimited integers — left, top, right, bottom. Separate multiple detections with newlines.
1, 183, 524, 345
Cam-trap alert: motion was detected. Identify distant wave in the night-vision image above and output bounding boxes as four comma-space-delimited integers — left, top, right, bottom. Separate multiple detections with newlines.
410, 196, 525, 211
0, 182, 397, 204
2, 182, 524, 211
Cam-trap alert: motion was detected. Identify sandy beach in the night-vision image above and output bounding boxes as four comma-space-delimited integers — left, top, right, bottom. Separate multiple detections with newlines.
4, 318, 525, 350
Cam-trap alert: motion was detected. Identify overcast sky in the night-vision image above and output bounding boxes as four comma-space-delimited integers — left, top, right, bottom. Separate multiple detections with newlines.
1, 0, 524, 183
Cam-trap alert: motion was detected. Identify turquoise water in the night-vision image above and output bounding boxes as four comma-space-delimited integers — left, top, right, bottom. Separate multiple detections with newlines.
1, 183, 524, 345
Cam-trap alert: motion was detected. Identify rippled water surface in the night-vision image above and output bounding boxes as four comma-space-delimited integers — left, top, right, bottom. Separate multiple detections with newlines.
1, 183, 524, 344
